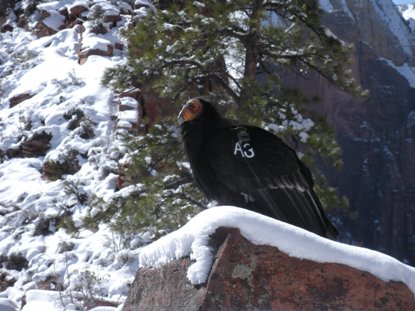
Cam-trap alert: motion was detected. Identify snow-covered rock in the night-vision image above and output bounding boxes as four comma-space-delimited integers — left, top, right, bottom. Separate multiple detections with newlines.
139, 206, 415, 290
0, 298, 18, 311
129, 206, 415, 310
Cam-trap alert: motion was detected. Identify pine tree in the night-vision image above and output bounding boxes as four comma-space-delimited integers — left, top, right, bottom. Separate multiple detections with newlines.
105, 0, 360, 103
102, 0, 363, 235
85, 123, 207, 238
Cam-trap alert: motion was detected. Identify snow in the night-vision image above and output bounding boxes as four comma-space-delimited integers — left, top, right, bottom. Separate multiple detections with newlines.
21, 290, 66, 311
318, 0, 334, 12
399, 4, 415, 20
371, 0, 414, 57
0, 158, 44, 202
407, 111, 415, 127
81, 37, 112, 52
140, 206, 415, 292
398, 4, 415, 31
382, 58, 415, 87
119, 97, 138, 109
134, 0, 154, 8
89, 2, 120, 17
117, 110, 138, 123
38, 0, 89, 13
0, 1, 137, 309
43, 12, 66, 31
318, 0, 354, 19
0, 298, 19, 311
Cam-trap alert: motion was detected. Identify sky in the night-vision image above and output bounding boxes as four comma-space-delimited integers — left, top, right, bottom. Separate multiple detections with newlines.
393, 0, 415, 4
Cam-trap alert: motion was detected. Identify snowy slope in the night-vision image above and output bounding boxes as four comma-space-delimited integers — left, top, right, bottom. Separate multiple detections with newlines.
0, 1, 145, 310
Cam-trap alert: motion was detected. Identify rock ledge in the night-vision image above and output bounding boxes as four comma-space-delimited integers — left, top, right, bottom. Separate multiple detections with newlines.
123, 227, 415, 311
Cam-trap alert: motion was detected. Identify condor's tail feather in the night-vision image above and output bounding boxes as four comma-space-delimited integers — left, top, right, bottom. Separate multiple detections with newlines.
247, 187, 338, 239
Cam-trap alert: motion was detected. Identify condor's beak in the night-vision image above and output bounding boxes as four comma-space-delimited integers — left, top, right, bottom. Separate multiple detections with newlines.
177, 104, 188, 125
178, 98, 203, 125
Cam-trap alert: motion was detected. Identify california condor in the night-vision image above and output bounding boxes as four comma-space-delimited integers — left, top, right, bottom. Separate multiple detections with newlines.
178, 98, 338, 239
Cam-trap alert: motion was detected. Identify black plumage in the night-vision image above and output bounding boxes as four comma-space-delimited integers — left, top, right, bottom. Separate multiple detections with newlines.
178, 98, 338, 239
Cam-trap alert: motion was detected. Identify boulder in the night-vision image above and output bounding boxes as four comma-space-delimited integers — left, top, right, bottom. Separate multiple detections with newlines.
1, 22, 13, 33
68, 3, 89, 19
115, 91, 142, 134
119, 90, 141, 111
6, 131, 52, 158
123, 227, 415, 311
9, 93, 34, 108
78, 37, 114, 65
35, 10, 66, 37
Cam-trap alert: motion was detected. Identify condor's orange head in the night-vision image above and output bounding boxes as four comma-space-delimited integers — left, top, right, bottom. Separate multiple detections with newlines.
178, 98, 204, 125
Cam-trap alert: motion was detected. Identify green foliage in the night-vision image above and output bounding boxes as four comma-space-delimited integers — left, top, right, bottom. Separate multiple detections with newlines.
42, 150, 81, 181
101, 0, 363, 217
103, 0, 362, 103
63, 107, 96, 139
88, 4, 108, 34
72, 270, 103, 309
58, 214, 78, 235
84, 121, 206, 238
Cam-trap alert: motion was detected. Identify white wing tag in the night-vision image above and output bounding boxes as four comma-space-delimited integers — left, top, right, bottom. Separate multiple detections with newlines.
232, 127, 255, 159
233, 142, 255, 158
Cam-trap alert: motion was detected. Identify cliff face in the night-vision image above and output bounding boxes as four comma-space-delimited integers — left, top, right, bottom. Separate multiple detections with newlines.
293, 0, 415, 263
321, 0, 415, 65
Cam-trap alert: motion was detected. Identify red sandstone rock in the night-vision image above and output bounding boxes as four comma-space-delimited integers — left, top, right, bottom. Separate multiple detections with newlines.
140, 92, 176, 127
119, 88, 142, 106
114, 42, 124, 50
78, 44, 113, 65
35, 10, 66, 37
123, 228, 415, 311
69, 4, 88, 18
6, 131, 52, 158
9, 93, 34, 108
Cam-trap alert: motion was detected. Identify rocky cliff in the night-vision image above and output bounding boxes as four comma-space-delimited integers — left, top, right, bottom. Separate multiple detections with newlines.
289, 0, 415, 265
321, 0, 415, 65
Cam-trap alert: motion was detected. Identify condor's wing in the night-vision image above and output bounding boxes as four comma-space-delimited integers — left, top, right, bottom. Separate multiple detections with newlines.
204, 125, 307, 194
203, 125, 338, 238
